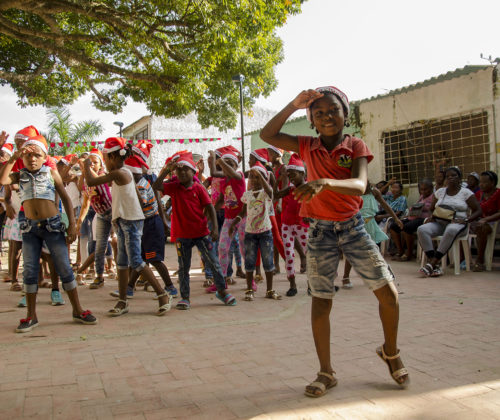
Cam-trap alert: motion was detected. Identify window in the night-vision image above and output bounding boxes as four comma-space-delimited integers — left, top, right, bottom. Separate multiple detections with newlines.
134, 126, 148, 141
382, 110, 490, 184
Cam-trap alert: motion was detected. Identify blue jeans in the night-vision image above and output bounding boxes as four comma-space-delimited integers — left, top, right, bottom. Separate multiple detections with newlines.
244, 230, 274, 272
19, 214, 76, 293
176, 236, 226, 300
307, 213, 394, 299
113, 218, 146, 272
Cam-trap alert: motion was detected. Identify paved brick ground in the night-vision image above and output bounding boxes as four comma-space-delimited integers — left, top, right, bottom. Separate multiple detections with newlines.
0, 243, 499, 419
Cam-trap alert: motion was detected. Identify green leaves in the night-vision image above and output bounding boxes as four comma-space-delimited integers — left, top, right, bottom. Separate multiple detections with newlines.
0, 0, 304, 129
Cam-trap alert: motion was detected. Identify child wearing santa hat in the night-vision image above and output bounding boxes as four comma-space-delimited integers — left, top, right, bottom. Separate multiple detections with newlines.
229, 161, 281, 301
274, 153, 308, 296
83, 137, 171, 316
153, 151, 237, 309
0, 135, 97, 332
207, 147, 246, 289
261, 86, 409, 395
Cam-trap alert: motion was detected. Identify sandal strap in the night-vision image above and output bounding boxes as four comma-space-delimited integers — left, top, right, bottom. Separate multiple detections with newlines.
308, 381, 326, 392
156, 292, 169, 298
392, 367, 409, 379
381, 345, 401, 360
118, 299, 128, 304
245, 289, 254, 293
317, 371, 336, 381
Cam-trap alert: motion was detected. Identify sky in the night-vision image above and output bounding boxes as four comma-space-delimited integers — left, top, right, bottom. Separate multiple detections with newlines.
1, 0, 499, 140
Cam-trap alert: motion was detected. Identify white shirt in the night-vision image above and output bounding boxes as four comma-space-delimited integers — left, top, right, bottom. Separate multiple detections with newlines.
435, 187, 473, 219
241, 190, 273, 234
111, 167, 145, 221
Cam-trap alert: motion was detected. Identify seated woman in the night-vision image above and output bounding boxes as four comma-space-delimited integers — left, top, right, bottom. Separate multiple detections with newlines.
471, 171, 500, 271
390, 179, 434, 261
417, 167, 482, 277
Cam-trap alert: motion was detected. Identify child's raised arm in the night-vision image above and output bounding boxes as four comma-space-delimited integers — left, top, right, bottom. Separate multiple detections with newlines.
260, 90, 323, 153
217, 157, 241, 180
0, 150, 22, 185
83, 158, 130, 187
152, 161, 176, 191
253, 169, 273, 199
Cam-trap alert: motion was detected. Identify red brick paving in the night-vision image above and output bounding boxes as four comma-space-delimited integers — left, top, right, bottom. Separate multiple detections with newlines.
0, 243, 499, 419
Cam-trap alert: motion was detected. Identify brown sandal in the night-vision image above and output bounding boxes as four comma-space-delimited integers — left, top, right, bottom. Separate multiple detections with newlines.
304, 371, 337, 398
10, 282, 22, 292
376, 345, 410, 388
265, 290, 282, 300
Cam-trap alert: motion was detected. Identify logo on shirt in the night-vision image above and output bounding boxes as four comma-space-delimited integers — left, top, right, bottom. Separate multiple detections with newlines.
338, 154, 352, 168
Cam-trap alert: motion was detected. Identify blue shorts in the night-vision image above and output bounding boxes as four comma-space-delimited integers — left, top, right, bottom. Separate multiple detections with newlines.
244, 230, 274, 273
307, 213, 394, 299
113, 218, 145, 272
141, 214, 165, 262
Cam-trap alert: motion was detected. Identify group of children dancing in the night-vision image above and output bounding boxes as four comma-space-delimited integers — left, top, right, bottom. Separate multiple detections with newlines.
1, 84, 413, 395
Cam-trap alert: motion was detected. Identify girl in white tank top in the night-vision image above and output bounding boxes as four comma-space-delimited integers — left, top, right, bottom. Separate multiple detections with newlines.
82, 137, 172, 317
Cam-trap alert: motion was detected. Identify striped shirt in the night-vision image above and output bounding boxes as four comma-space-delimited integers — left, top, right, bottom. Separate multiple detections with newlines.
137, 177, 158, 218
84, 179, 112, 215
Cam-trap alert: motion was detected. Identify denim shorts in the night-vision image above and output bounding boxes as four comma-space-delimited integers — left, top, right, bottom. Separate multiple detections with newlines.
244, 229, 274, 273
307, 213, 394, 299
113, 218, 146, 272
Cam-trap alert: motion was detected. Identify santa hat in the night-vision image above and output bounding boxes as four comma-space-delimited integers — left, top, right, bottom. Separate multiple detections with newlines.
306, 86, 350, 122
23, 135, 48, 154
164, 150, 188, 166
251, 161, 268, 179
219, 147, 239, 164
267, 146, 283, 157
250, 148, 269, 164
89, 148, 104, 166
286, 153, 305, 172
132, 140, 153, 162
103, 137, 127, 156
176, 152, 197, 172
14, 126, 40, 143
60, 153, 77, 165
1, 143, 14, 156
124, 155, 149, 174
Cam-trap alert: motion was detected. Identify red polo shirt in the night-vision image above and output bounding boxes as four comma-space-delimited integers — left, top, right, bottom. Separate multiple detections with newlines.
298, 135, 373, 221
163, 180, 211, 239
475, 188, 500, 217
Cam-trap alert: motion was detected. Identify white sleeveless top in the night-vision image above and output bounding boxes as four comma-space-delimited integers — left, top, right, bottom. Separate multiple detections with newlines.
111, 167, 145, 221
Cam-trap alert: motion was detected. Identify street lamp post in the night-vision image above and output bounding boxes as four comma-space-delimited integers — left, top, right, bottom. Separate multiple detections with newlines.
113, 121, 124, 137
232, 74, 246, 172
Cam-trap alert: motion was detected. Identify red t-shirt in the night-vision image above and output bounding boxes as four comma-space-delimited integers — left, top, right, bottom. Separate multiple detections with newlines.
221, 172, 246, 219
282, 187, 307, 227
475, 188, 500, 217
162, 180, 211, 239
298, 135, 373, 222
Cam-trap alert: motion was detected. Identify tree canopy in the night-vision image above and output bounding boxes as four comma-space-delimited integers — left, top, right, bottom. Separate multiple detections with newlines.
0, 0, 303, 130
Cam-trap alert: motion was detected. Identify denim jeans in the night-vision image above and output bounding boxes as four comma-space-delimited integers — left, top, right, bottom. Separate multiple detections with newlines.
94, 210, 112, 275
307, 213, 394, 299
113, 218, 146, 271
244, 230, 274, 272
19, 214, 77, 293
176, 235, 225, 300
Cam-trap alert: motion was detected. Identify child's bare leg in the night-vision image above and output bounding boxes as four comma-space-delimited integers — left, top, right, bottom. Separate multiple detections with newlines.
373, 283, 407, 384
265, 270, 274, 292
136, 266, 168, 307
65, 288, 84, 316
151, 261, 173, 288
26, 292, 37, 320
77, 252, 95, 274
306, 297, 335, 396
342, 259, 353, 288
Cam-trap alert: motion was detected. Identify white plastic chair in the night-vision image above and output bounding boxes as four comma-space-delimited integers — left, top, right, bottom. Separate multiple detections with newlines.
469, 220, 499, 271
419, 225, 471, 275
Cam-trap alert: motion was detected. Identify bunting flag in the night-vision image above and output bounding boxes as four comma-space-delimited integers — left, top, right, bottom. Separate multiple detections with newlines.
47, 137, 241, 148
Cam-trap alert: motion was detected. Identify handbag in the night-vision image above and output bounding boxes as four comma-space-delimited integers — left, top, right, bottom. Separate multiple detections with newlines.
433, 205, 456, 221
408, 202, 424, 217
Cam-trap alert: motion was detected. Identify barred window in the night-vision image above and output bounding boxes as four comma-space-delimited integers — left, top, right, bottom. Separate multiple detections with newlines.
382, 110, 490, 184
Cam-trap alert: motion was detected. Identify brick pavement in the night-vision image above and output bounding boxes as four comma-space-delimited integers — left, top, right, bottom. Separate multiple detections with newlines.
0, 243, 499, 419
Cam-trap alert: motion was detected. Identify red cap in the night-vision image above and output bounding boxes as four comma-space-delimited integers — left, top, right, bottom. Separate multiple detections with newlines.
89, 148, 104, 166
15, 126, 40, 143
251, 161, 268, 178
267, 145, 283, 158
23, 135, 48, 154
103, 137, 127, 155
61, 153, 77, 165
124, 155, 149, 174
132, 140, 153, 161
250, 148, 269, 163
164, 149, 188, 166
286, 153, 305, 172
176, 152, 197, 172
1, 143, 14, 156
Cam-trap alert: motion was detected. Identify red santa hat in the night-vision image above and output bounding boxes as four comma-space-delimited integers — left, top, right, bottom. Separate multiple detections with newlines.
23, 135, 48, 154
176, 151, 197, 172
267, 145, 284, 157
132, 140, 153, 162
124, 155, 149, 174
103, 137, 127, 155
89, 148, 104, 166
1, 143, 14, 156
251, 161, 268, 179
305, 85, 350, 122
60, 153, 77, 165
250, 148, 269, 163
286, 153, 305, 172
14, 125, 40, 143
164, 149, 188, 166
218, 147, 239, 164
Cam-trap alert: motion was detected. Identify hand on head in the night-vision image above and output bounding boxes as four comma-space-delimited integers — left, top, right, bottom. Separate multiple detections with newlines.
292, 89, 324, 109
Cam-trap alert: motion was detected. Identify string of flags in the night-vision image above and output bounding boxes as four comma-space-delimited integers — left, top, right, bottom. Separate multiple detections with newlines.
49, 137, 243, 148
